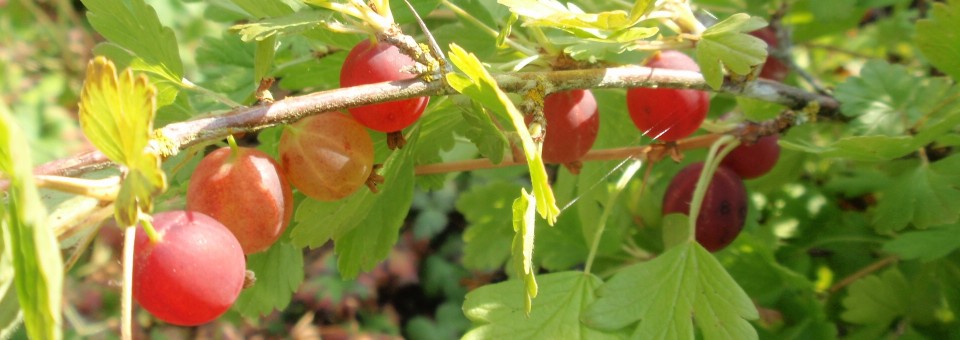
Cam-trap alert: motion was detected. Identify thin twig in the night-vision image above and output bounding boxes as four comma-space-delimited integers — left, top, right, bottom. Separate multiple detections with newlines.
12, 67, 836, 185
828, 255, 899, 294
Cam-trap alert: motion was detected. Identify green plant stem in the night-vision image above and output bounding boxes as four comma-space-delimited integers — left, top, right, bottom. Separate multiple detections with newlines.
583, 159, 643, 275
226, 134, 240, 161
34, 175, 120, 201
440, 0, 538, 57
686, 136, 738, 242
141, 218, 160, 244
120, 224, 136, 340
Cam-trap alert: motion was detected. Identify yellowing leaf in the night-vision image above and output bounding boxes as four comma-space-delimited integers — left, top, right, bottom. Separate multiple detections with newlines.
78, 57, 166, 226
500, 0, 652, 34
446, 44, 559, 224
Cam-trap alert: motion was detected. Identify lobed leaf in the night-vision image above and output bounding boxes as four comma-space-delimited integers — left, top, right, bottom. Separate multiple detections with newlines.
231, 10, 334, 42
583, 242, 758, 340
82, 0, 183, 81
840, 269, 909, 325
233, 241, 305, 317
872, 161, 960, 233
457, 100, 509, 164
883, 222, 960, 262
333, 131, 418, 278
834, 60, 955, 136
463, 271, 615, 340
457, 182, 522, 271
77, 57, 166, 226
696, 13, 768, 89
915, 0, 960, 82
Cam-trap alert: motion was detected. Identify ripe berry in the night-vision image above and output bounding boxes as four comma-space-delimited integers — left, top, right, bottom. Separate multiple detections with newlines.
540, 89, 599, 164
662, 162, 747, 252
279, 112, 375, 201
133, 211, 246, 326
340, 39, 429, 133
626, 51, 710, 141
187, 146, 293, 254
750, 27, 789, 81
720, 135, 781, 179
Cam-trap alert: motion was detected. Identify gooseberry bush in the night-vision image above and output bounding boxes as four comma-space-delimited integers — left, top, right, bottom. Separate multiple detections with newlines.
2, 0, 960, 339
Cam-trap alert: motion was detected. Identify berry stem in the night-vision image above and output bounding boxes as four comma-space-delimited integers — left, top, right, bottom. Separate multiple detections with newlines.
33, 175, 120, 201
120, 224, 136, 340
226, 134, 240, 162
141, 217, 161, 244
584, 159, 643, 275
686, 136, 739, 243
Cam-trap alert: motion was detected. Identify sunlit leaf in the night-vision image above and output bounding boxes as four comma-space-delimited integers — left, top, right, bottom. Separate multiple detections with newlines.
82, 0, 183, 81
463, 271, 615, 340
446, 43, 559, 224
77, 57, 166, 226
510, 189, 538, 314
233, 241, 304, 316
231, 10, 334, 42
696, 14, 768, 89
583, 242, 758, 340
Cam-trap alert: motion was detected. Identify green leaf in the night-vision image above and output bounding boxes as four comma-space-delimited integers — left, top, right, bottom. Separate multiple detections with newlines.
661, 213, 690, 250
446, 43, 559, 224
457, 100, 508, 164
499, 0, 648, 35
834, 60, 954, 136
583, 242, 758, 340
0, 107, 63, 340
289, 134, 398, 249
77, 57, 166, 226
228, 0, 296, 18
463, 271, 615, 340
232, 241, 304, 317
406, 302, 471, 340
696, 13, 768, 89
333, 133, 417, 278
92, 43, 181, 110
82, 0, 183, 81
254, 36, 277, 83
231, 10, 333, 42
457, 181, 522, 271
510, 189, 538, 315
390, 0, 442, 25
883, 222, 960, 262
0, 198, 22, 338
915, 0, 960, 81
872, 162, 960, 233
421, 255, 469, 298
841, 269, 910, 325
